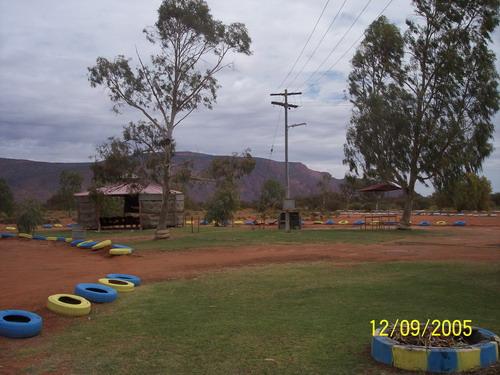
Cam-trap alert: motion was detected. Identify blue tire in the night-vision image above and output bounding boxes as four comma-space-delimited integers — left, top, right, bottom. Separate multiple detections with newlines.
111, 243, 130, 249
56, 236, 66, 242
1, 233, 16, 239
70, 239, 85, 247
42, 224, 52, 229
74, 283, 118, 303
0, 310, 43, 338
79, 241, 98, 249
106, 273, 141, 286
32, 235, 47, 240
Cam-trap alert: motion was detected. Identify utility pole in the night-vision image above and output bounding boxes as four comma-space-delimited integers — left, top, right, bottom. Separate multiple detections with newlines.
270, 89, 305, 232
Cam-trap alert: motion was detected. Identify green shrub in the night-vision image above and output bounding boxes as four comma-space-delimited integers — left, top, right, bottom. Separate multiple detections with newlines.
15, 200, 45, 234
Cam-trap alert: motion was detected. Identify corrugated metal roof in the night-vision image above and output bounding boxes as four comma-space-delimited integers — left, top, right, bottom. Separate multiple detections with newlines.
74, 183, 181, 196
358, 182, 402, 192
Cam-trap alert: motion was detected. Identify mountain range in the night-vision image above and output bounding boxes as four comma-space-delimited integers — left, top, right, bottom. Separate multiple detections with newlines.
0, 152, 342, 203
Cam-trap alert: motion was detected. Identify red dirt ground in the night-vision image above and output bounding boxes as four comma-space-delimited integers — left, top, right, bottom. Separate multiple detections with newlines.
1, 227, 499, 313
0, 226, 499, 373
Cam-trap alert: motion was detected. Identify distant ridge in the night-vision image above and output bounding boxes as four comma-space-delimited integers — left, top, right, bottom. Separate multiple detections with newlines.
0, 151, 341, 202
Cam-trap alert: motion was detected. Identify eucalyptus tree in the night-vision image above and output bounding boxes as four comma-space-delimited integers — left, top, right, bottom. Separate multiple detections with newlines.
88, 0, 251, 238
344, 1, 499, 226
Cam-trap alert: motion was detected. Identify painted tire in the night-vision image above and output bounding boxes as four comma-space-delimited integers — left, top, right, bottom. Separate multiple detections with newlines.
112, 243, 130, 249
74, 283, 118, 303
109, 248, 133, 256
453, 221, 466, 226
338, 220, 349, 225
53, 224, 63, 228
46, 236, 58, 241
372, 327, 500, 372
92, 240, 112, 250
0, 310, 42, 338
354, 220, 365, 225
32, 235, 47, 240
18, 233, 33, 239
325, 219, 335, 225
5, 226, 16, 231
106, 273, 141, 286
56, 236, 66, 242
435, 221, 447, 226
42, 224, 53, 229
1, 233, 16, 238
418, 221, 431, 226
98, 278, 135, 292
313, 220, 323, 224
65, 238, 73, 243
77, 240, 98, 249
70, 239, 85, 247
47, 294, 91, 316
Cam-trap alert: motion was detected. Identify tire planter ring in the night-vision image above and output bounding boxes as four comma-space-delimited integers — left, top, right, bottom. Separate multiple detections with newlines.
77, 241, 98, 249
0, 310, 42, 338
435, 221, 447, 226
98, 278, 135, 292
92, 240, 112, 250
47, 294, 91, 316
70, 239, 85, 247
109, 248, 133, 256
74, 283, 118, 303
372, 327, 499, 373
338, 220, 349, 225
112, 243, 131, 249
106, 273, 141, 286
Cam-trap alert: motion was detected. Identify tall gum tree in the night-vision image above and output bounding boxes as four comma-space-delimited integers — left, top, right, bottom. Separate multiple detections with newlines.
88, 0, 251, 239
344, 0, 499, 227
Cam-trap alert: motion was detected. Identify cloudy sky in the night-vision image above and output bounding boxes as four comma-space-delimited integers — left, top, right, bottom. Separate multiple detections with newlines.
1, 0, 499, 194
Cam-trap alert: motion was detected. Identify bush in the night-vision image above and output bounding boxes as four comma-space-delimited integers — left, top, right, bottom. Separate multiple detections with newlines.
205, 188, 238, 226
16, 200, 45, 234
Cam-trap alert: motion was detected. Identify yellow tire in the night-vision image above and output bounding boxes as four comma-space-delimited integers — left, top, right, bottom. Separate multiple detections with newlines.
92, 240, 112, 250
339, 220, 349, 225
65, 238, 73, 243
18, 233, 33, 239
435, 221, 447, 226
77, 240, 94, 248
47, 294, 91, 316
98, 278, 135, 292
5, 226, 16, 231
46, 236, 58, 241
109, 248, 133, 256
54, 224, 63, 228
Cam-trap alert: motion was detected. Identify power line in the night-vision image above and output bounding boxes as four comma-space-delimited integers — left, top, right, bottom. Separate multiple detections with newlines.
286, 0, 349, 89
301, 0, 373, 89
277, 0, 331, 89
309, 0, 394, 87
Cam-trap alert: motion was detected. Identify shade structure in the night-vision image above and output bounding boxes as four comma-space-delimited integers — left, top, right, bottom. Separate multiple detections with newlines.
358, 182, 402, 193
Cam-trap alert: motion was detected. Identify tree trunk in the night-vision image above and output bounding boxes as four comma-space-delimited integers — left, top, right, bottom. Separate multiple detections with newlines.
154, 143, 173, 240
399, 180, 416, 229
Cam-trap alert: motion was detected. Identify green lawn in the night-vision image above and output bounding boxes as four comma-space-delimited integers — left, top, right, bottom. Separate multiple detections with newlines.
37, 226, 436, 251
19, 262, 500, 374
